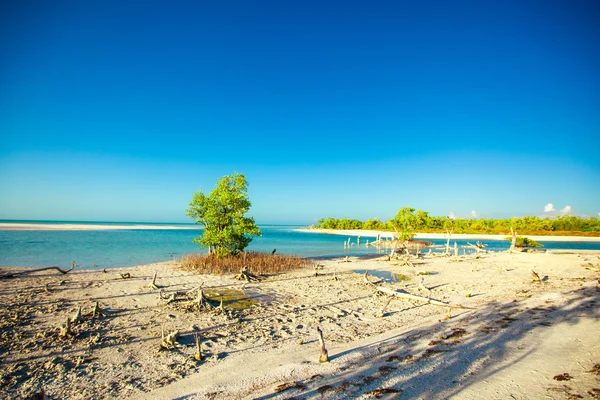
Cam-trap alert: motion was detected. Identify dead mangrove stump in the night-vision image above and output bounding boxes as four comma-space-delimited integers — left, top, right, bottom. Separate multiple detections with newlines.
317, 327, 329, 363
70, 306, 82, 324
375, 297, 393, 318
58, 318, 73, 338
89, 301, 103, 318
194, 333, 202, 361
160, 324, 180, 350
235, 268, 261, 282
145, 272, 159, 289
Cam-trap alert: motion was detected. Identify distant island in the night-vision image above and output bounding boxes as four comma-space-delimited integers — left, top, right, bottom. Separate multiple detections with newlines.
313, 208, 600, 237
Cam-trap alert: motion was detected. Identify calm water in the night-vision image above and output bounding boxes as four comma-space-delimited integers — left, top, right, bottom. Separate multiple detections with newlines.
1, 223, 599, 269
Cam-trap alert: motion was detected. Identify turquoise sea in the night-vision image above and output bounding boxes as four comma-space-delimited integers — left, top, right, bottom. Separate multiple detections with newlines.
1, 221, 600, 269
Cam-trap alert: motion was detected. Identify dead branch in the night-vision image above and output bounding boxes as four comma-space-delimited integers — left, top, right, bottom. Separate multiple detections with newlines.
363, 270, 382, 285
1, 264, 75, 279
120, 273, 131, 279
317, 327, 329, 363
375, 286, 475, 310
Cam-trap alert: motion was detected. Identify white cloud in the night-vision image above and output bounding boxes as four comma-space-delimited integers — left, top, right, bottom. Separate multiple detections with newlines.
471, 210, 478, 218
544, 203, 555, 213
561, 205, 572, 214
448, 211, 456, 219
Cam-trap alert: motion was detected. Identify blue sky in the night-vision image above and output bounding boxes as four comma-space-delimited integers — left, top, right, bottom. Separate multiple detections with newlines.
1, 0, 599, 224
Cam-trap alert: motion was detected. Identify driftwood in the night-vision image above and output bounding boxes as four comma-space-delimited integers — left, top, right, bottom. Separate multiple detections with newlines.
145, 272, 159, 289
1, 264, 75, 279
375, 286, 475, 310
235, 268, 261, 282
531, 270, 541, 282
317, 327, 329, 363
510, 227, 517, 252
363, 271, 475, 310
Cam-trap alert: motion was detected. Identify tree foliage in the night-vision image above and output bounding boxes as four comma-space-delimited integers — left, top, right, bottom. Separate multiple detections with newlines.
315, 210, 600, 236
186, 173, 261, 257
388, 207, 418, 241
505, 236, 543, 248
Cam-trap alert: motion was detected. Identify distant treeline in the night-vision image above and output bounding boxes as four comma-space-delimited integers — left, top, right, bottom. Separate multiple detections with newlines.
315, 209, 600, 236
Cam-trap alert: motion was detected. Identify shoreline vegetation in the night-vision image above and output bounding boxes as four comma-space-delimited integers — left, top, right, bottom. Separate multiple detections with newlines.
313, 208, 600, 238
299, 228, 600, 243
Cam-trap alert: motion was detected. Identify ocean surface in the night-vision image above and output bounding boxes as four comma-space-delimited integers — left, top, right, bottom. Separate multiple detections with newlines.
1, 222, 600, 269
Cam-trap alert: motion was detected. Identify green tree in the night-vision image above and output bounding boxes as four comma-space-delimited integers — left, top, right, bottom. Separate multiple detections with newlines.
186, 173, 261, 257
388, 207, 418, 241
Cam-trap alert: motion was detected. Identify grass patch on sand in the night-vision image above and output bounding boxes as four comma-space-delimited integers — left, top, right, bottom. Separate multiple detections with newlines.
179, 251, 312, 275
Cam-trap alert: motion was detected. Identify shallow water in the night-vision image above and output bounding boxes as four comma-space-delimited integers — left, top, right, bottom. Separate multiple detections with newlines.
1, 223, 599, 269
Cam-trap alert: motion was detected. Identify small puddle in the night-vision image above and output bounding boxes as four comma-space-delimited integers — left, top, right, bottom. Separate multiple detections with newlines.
204, 288, 258, 311
353, 269, 411, 282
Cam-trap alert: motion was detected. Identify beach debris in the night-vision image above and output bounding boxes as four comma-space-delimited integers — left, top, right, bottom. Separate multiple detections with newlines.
363, 270, 383, 285
418, 277, 430, 292
531, 270, 541, 283
364, 271, 475, 310
365, 387, 402, 398
58, 318, 73, 338
235, 268, 261, 282
274, 381, 306, 393
120, 273, 131, 279
375, 296, 393, 318
317, 327, 329, 363
194, 333, 202, 361
145, 271, 160, 289
160, 324, 180, 350
509, 227, 517, 252
0, 264, 75, 279
465, 292, 472, 298
588, 364, 600, 375
89, 301, 104, 318
70, 306, 82, 324
553, 372, 573, 381
445, 308, 452, 320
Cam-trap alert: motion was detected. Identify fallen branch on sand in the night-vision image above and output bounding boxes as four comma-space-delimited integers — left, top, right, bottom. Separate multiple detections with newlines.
364, 271, 475, 310
160, 324, 180, 350
1, 264, 75, 279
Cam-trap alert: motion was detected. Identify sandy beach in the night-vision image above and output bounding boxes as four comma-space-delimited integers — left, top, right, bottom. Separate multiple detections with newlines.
0, 223, 201, 231
299, 228, 600, 243
1, 249, 599, 399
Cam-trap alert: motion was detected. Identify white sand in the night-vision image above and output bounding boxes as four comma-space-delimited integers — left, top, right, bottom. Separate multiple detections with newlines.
0, 223, 200, 231
299, 228, 600, 242
2, 250, 599, 399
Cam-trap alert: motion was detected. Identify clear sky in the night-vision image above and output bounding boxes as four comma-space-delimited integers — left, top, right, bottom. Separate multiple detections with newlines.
1, 0, 599, 224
